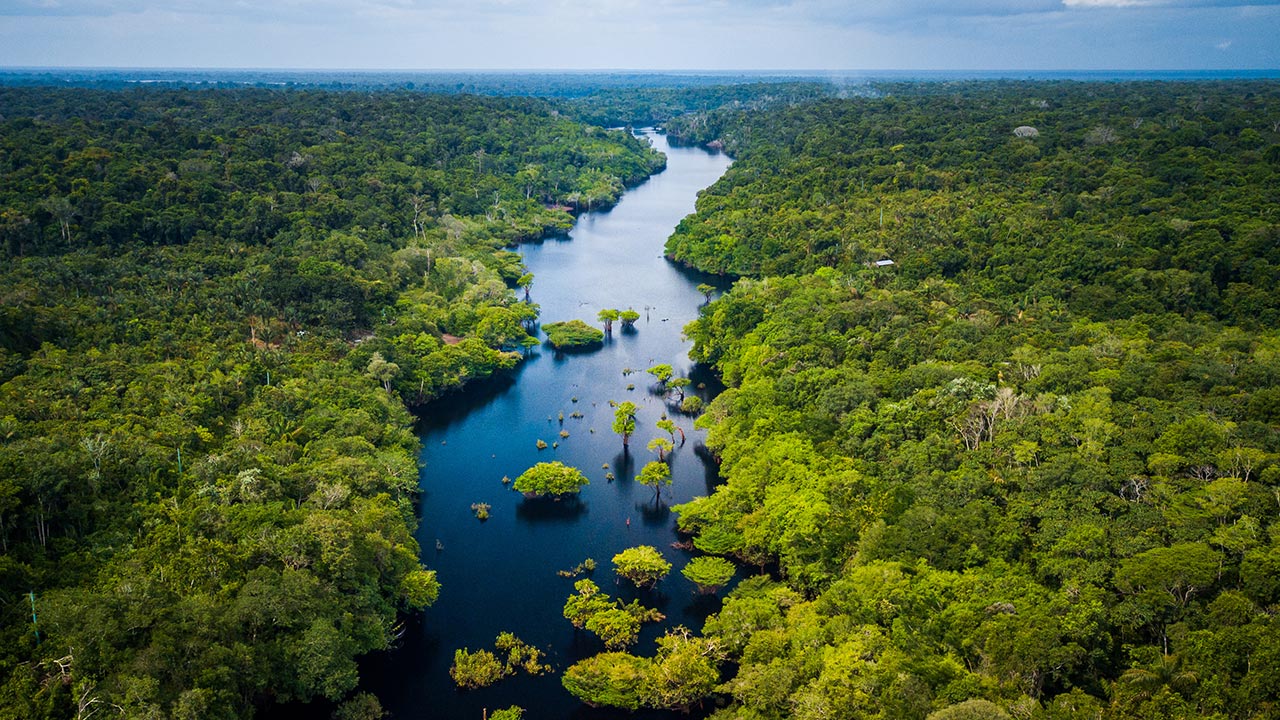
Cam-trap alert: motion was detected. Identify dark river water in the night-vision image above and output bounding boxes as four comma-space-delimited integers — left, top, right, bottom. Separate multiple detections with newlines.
359, 132, 733, 720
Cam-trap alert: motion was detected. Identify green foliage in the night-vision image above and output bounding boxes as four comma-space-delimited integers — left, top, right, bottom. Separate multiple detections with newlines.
512, 461, 589, 498
598, 308, 620, 333
612, 545, 673, 588
449, 633, 549, 690
612, 400, 639, 446
637, 460, 673, 499
543, 319, 605, 349
0, 85, 665, 718
450, 649, 507, 690
563, 579, 664, 649
647, 363, 674, 386
561, 628, 723, 712
620, 309, 641, 328
332, 693, 386, 720
562, 652, 652, 711
681, 556, 736, 593
670, 80, 1280, 720
488, 707, 524, 720
926, 699, 1011, 720
400, 569, 442, 609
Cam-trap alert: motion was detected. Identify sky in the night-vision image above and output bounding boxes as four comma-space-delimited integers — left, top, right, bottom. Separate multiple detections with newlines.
0, 0, 1277, 71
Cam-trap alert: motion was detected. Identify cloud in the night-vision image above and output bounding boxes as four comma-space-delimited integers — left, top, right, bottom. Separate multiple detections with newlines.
1063, 0, 1280, 7
1, 0, 1278, 69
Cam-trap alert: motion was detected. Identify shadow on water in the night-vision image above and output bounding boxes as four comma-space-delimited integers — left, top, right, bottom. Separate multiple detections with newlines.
412, 364, 525, 434
515, 496, 589, 523
681, 592, 727, 623
634, 498, 671, 526
694, 444, 723, 495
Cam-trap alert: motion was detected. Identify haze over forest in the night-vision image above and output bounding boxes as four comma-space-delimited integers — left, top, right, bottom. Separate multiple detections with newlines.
2, 0, 1279, 71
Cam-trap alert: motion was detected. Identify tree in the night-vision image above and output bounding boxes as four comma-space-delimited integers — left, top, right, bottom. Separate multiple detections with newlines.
400, 569, 440, 608
643, 629, 721, 711
612, 401, 638, 447
656, 417, 684, 445
564, 579, 615, 629
681, 557, 735, 594
449, 649, 506, 689
647, 363, 673, 388
512, 461, 590, 498
646, 437, 674, 462
562, 652, 652, 711
613, 545, 672, 588
332, 693, 386, 720
365, 352, 400, 393
696, 283, 715, 302
620, 308, 641, 328
586, 607, 643, 650
637, 459, 672, 500
598, 308, 620, 333
563, 579, 664, 649
668, 377, 692, 403
926, 699, 1012, 720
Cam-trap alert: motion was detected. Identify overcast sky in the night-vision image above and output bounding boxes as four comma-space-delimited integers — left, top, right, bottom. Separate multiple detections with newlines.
0, 0, 1277, 70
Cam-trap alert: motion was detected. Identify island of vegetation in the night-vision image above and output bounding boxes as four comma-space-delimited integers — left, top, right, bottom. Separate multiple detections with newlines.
542, 319, 605, 349
512, 461, 590, 499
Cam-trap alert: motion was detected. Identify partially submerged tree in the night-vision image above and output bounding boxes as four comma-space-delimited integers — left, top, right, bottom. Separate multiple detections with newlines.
543, 319, 604, 349
450, 649, 506, 690
563, 579, 664, 650
647, 363, 673, 388
598, 308, 620, 333
656, 417, 685, 445
620, 308, 641, 328
646, 437, 674, 462
612, 401, 638, 447
637, 460, 672, 501
613, 545, 672, 588
562, 652, 651, 711
513, 461, 589, 498
450, 633, 549, 690
668, 377, 692, 403
561, 628, 721, 712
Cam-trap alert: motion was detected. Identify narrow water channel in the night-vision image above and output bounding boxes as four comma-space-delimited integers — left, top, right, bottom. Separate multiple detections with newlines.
360, 132, 733, 719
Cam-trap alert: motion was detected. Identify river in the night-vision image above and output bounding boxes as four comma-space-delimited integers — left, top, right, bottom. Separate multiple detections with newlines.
359, 131, 733, 719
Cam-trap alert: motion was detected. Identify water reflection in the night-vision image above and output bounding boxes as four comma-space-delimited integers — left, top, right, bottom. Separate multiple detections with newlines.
515, 496, 589, 523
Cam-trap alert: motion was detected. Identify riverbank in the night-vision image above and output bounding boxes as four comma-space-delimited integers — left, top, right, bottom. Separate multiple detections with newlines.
356, 131, 732, 719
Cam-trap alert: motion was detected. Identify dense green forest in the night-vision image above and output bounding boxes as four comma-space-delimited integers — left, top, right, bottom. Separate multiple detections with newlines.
6, 77, 1280, 720
648, 82, 1280, 718
0, 86, 662, 718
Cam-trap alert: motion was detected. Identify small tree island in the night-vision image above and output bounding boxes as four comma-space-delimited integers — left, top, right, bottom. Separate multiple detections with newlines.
612, 545, 672, 589
513, 461, 590, 499
543, 319, 605, 349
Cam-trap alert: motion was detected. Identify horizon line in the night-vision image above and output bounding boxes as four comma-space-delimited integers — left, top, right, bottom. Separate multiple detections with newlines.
4, 66, 1280, 75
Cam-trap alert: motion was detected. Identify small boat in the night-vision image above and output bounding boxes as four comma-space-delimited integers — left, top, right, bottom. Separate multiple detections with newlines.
435, 539, 444, 552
